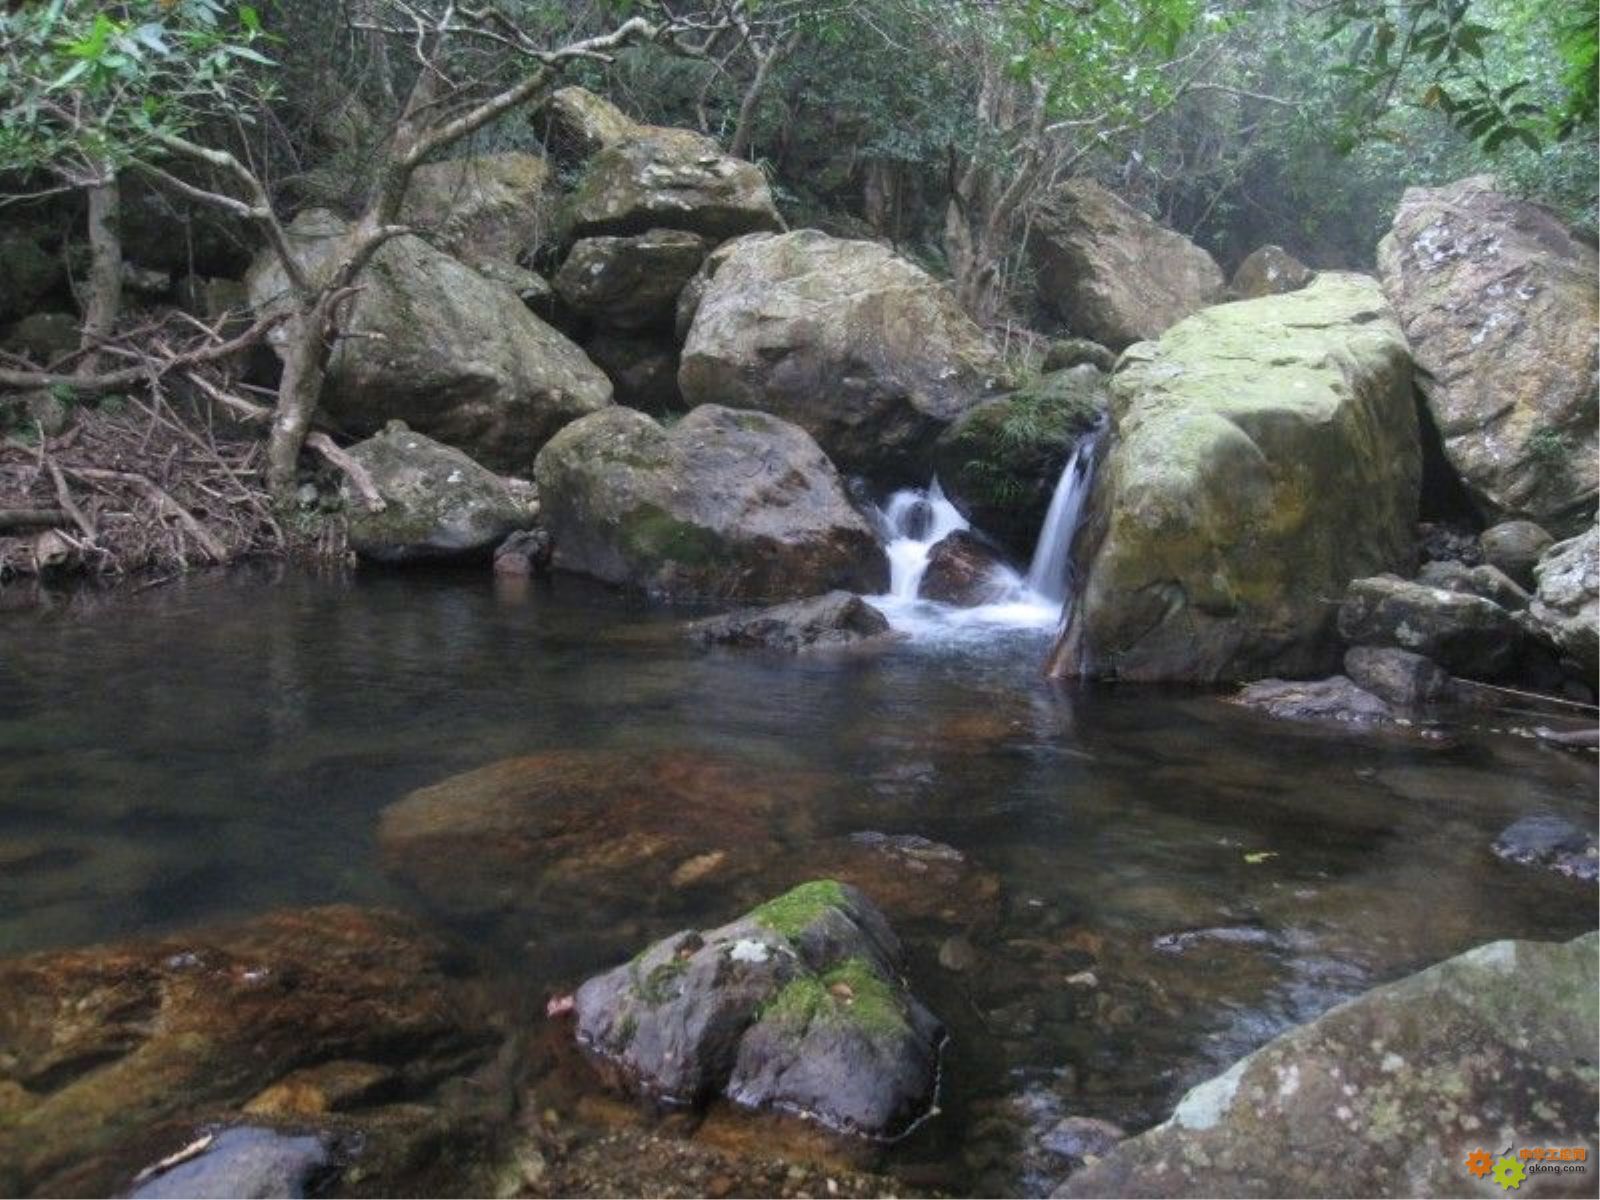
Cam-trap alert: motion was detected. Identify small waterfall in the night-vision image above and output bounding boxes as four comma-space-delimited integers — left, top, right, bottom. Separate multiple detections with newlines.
1025, 425, 1103, 604
881, 479, 969, 600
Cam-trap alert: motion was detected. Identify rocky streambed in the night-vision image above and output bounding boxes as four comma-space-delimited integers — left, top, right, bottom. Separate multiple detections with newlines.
0, 569, 1594, 1197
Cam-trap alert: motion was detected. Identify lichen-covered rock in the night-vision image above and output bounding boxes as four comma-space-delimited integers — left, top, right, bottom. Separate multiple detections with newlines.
1342, 646, 1450, 708
533, 86, 640, 167
534, 405, 887, 601
0, 906, 504, 1198
933, 367, 1106, 557
688, 591, 892, 653
919, 531, 1011, 606
554, 229, 708, 332
1377, 176, 1598, 535
1479, 520, 1554, 590
1339, 574, 1522, 681
246, 210, 612, 472
1058, 932, 1599, 1198
1050, 274, 1420, 683
680, 230, 1007, 480
1524, 523, 1599, 680
1031, 179, 1224, 350
401, 152, 554, 267
1229, 244, 1314, 299
573, 881, 943, 1139
567, 126, 781, 242
342, 424, 539, 563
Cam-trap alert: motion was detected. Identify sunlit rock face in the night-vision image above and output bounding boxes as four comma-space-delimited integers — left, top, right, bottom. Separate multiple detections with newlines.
1051, 273, 1420, 683
1378, 175, 1598, 537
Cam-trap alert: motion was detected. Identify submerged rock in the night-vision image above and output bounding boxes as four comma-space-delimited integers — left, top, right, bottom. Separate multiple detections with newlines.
1230, 677, 1397, 727
343, 425, 539, 563
573, 881, 943, 1139
1492, 815, 1598, 883
1377, 176, 1598, 535
534, 405, 887, 601
1051, 274, 1420, 682
688, 591, 893, 653
1339, 574, 1521, 681
129, 1126, 335, 1200
0, 906, 504, 1197
933, 367, 1106, 558
679, 230, 1007, 480
1031, 179, 1224, 350
246, 210, 612, 473
1060, 932, 1599, 1198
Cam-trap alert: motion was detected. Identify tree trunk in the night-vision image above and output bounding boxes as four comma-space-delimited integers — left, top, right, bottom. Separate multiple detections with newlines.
266, 310, 332, 502
78, 171, 122, 377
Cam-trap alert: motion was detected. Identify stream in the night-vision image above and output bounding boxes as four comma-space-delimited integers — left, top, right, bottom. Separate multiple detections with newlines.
1, 564, 1594, 1195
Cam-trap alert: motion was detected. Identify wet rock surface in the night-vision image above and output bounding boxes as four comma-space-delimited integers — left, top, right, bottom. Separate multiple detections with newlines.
1492, 815, 1598, 883
689, 592, 893, 653
918, 532, 1011, 607
573, 882, 944, 1139
534, 405, 887, 601
0, 906, 507, 1198
1060, 932, 1600, 1198
679, 230, 1006, 481
128, 1126, 337, 1199
1229, 676, 1398, 728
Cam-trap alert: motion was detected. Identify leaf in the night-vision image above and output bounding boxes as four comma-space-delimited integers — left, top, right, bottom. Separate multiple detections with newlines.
239, 5, 261, 34
46, 59, 90, 91
1243, 851, 1277, 865
223, 44, 275, 65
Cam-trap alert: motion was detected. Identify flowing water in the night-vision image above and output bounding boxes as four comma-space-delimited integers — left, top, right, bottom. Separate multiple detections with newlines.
1, 566, 1594, 1195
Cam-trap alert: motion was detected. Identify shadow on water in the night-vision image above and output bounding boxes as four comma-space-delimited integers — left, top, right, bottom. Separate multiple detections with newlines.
0, 566, 1593, 1195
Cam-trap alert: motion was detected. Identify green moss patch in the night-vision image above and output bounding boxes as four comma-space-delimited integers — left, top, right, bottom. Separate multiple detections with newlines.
749, 880, 849, 939
763, 956, 909, 1037
621, 503, 728, 568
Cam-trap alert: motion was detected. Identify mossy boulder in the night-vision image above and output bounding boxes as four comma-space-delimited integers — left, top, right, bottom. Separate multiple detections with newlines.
1050, 273, 1420, 683
534, 404, 887, 601
1338, 574, 1523, 681
933, 366, 1107, 557
554, 229, 708, 333
1031, 179, 1224, 350
573, 881, 943, 1139
680, 230, 1008, 481
1059, 932, 1599, 1198
246, 209, 612, 473
1229, 244, 1314, 299
342, 424, 539, 563
1524, 523, 1599, 681
533, 86, 643, 168
1377, 176, 1598, 535
400, 151, 556, 268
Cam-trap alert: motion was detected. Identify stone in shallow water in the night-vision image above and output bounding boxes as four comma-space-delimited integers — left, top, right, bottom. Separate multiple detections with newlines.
1230, 676, 1397, 727
1492, 815, 1598, 883
1342, 646, 1450, 709
1058, 932, 1600, 1198
573, 881, 943, 1140
129, 1126, 334, 1199
687, 592, 893, 653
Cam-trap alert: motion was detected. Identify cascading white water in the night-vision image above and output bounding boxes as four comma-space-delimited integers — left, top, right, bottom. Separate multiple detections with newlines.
866, 427, 1104, 642
1024, 426, 1102, 603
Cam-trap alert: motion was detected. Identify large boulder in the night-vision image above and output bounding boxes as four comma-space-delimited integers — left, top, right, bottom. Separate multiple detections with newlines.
567, 126, 782, 242
0, 906, 505, 1198
400, 151, 554, 267
1338, 574, 1522, 681
933, 366, 1106, 558
554, 229, 708, 332
688, 591, 893, 653
573, 881, 944, 1139
679, 230, 1007, 480
1479, 519, 1554, 590
342, 424, 539, 563
1059, 932, 1599, 1198
1524, 523, 1599, 680
533, 86, 640, 167
1031, 179, 1224, 350
534, 405, 887, 601
1377, 176, 1598, 535
246, 210, 613, 472
1049, 274, 1420, 683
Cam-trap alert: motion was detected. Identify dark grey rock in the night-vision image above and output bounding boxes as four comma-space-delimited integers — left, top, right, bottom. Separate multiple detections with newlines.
573, 881, 943, 1139
128, 1127, 333, 1199
919, 531, 1011, 606
688, 592, 892, 653
555, 229, 707, 332
1338, 574, 1522, 680
1342, 646, 1450, 708
1480, 520, 1555, 589
1416, 559, 1531, 611
1231, 677, 1396, 727
493, 529, 552, 576
1492, 815, 1598, 882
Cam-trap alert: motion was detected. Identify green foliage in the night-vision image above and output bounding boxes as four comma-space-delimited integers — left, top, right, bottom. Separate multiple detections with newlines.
0, 0, 273, 180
